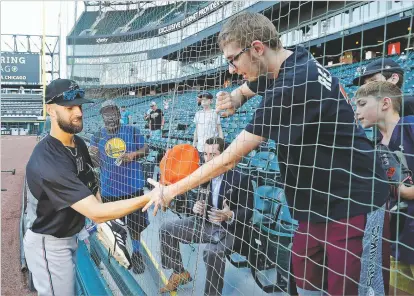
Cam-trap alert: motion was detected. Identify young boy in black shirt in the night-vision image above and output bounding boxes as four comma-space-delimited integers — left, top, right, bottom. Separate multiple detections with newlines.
355, 81, 414, 295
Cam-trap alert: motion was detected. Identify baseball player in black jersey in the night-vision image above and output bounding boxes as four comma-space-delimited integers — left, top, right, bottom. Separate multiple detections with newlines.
25, 79, 149, 295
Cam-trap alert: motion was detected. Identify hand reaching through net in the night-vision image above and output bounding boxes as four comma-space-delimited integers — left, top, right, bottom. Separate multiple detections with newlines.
142, 178, 175, 215
143, 144, 200, 215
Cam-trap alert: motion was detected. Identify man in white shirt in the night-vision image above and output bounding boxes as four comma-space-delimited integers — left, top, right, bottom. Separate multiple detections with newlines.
158, 137, 253, 295
193, 92, 224, 158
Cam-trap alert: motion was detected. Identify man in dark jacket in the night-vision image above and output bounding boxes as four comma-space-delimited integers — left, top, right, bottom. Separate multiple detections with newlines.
158, 137, 253, 295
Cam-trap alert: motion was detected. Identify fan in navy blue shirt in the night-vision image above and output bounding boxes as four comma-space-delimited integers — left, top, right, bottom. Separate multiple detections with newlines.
143, 12, 390, 296
355, 81, 414, 295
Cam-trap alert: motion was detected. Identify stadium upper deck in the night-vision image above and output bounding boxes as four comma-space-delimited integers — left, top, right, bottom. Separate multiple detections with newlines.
67, 1, 413, 88
70, 2, 209, 36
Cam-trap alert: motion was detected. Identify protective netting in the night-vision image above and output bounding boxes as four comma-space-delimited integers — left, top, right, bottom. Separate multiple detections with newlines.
65, 1, 414, 295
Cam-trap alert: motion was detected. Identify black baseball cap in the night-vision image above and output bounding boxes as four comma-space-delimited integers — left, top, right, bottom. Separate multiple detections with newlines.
198, 92, 213, 100
352, 58, 404, 86
45, 79, 93, 106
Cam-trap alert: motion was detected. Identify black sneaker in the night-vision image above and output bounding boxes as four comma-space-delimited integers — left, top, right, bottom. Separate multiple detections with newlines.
131, 251, 145, 274
97, 219, 132, 270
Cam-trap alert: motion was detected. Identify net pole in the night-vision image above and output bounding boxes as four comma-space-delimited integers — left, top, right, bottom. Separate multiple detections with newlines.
71, 0, 78, 79
58, 1, 62, 79
41, 0, 47, 120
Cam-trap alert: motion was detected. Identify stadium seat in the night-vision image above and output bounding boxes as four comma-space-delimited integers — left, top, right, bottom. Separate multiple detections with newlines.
256, 153, 282, 187
70, 11, 99, 36
244, 151, 275, 171
142, 150, 159, 163
252, 186, 298, 237
95, 10, 136, 35
249, 186, 297, 294
267, 140, 277, 151
237, 150, 257, 169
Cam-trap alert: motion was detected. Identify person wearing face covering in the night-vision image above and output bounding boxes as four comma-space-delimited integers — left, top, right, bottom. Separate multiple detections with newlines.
89, 99, 149, 274
193, 92, 224, 160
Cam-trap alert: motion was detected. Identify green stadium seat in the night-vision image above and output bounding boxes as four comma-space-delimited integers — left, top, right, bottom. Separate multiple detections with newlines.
252, 186, 298, 236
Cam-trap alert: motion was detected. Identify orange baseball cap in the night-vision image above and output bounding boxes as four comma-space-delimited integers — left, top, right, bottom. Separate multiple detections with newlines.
159, 144, 200, 185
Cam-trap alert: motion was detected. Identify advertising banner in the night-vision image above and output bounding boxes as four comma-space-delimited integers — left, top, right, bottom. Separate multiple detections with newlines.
67, 1, 227, 45
1, 53, 40, 84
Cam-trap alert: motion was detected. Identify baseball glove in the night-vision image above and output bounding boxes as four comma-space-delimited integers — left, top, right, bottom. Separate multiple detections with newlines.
376, 144, 413, 199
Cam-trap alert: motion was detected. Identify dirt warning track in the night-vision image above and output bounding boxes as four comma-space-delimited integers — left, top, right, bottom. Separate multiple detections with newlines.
1, 136, 37, 296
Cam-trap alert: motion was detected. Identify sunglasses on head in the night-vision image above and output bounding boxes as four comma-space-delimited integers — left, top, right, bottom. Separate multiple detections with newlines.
46, 89, 85, 104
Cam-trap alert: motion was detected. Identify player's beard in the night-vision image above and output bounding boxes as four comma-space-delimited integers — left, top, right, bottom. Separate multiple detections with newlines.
57, 113, 83, 134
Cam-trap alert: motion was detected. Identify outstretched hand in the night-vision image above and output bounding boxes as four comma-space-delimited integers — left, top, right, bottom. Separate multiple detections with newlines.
142, 178, 175, 216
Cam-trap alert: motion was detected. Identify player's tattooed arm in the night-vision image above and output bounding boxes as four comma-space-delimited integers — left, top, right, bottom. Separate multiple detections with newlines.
72, 193, 150, 223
